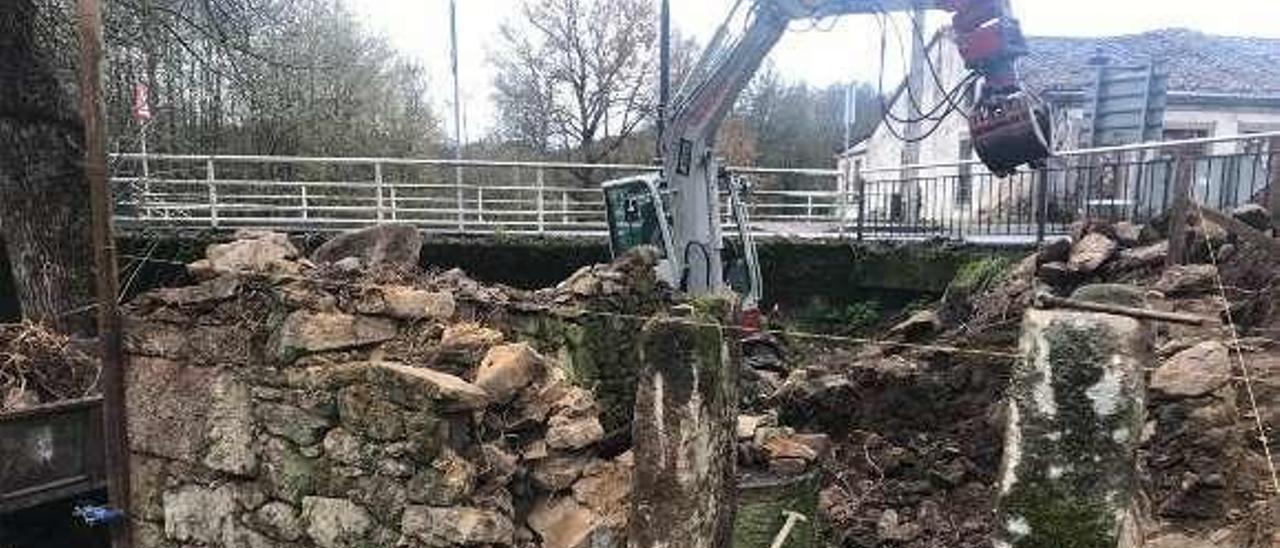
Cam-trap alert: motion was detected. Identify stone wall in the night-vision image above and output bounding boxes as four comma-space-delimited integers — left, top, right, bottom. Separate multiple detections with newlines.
122, 232, 646, 548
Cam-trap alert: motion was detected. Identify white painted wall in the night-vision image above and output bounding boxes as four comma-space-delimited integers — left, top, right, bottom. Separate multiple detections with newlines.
839, 37, 1280, 225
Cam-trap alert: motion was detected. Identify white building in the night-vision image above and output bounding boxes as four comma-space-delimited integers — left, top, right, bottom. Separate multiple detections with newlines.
840, 29, 1280, 229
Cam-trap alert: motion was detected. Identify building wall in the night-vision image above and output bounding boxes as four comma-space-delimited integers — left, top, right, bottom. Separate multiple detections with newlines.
839, 37, 1280, 225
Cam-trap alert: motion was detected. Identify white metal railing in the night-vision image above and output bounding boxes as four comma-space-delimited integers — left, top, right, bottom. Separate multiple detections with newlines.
107, 153, 842, 237
109, 131, 1279, 243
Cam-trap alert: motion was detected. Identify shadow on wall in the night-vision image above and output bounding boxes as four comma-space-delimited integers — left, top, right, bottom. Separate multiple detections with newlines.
0, 240, 18, 322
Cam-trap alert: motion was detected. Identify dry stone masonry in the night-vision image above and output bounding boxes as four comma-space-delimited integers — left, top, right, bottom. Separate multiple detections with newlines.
122, 229, 651, 548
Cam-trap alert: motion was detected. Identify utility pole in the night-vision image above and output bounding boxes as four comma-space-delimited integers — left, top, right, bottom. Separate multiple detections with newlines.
76, 0, 130, 546
899, 8, 927, 224
657, 0, 671, 160
450, 0, 464, 230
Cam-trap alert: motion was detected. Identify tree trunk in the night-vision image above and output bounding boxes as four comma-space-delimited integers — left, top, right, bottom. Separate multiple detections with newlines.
0, 0, 97, 334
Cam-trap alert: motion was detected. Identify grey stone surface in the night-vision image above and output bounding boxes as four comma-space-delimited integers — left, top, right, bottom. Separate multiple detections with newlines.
276, 311, 398, 357
311, 224, 424, 267
162, 484, 237, 544
994, 308, 1149, 547
1068, 232, 1119, 273
475, 343, 545, 402
252, 501, 304, 542
258, 402, 332, 446
301, 497, 373, 548
203, 375, 257, 475
369, 361, 489, 411
1151, 341, 1232, 398
546, 414, 604, 451
1155, 265, 1219, 296
400, 506, 514, 547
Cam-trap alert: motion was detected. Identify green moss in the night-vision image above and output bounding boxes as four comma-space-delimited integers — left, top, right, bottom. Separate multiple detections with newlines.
733, 474, 820, 548
952, 255, 1012, 292
1000, 318, 1141, 547
1003, 482, 1114, 548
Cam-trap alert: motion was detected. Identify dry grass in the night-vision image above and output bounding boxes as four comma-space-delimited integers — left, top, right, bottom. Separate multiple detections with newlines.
0, 321, 100, 412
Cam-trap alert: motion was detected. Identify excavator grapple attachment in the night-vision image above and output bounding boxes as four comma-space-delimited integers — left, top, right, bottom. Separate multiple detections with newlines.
970, 91, 1052, 176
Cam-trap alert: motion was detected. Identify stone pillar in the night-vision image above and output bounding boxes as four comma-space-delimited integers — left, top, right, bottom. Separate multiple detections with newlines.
994, 286, 1151, 548
630, 299, 739, 548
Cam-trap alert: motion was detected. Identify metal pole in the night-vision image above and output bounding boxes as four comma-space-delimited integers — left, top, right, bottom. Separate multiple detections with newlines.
536, 168, 546, 234
76, 1, 130, 546
375, 162, 384, 223
450, 0, 464, 230
657, 0, 670, 159
139, 122, 150, 218
1035, 168, 1049, 245
207, 159, 218, 228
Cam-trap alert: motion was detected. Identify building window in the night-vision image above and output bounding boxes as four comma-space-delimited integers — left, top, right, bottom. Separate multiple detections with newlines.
956, 138, 974, 206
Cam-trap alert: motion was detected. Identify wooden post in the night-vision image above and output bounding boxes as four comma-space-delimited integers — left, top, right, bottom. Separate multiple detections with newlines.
76, 0, 131, 546
1167, 153, 1194, 266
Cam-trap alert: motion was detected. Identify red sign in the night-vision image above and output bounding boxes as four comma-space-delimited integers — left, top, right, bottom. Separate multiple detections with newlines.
133, 83, 152, 122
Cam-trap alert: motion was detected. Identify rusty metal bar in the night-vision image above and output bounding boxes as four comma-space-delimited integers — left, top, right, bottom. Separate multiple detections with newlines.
76, 0, 131, 545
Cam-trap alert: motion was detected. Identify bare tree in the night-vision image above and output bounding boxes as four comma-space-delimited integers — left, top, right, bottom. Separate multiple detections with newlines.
491, 0, 657, 176
0, 0, 96, 334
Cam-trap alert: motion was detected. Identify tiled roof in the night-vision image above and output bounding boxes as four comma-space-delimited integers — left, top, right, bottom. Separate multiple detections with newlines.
1021, 29, 1280, 97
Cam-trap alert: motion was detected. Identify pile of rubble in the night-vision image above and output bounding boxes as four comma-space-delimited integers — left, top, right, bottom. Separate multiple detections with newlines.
770, 206, 1280, 547
124, 227, 649, 548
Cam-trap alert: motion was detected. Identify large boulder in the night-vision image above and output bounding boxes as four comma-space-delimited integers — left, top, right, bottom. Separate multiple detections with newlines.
887, 310, 940, 341
370, 361, 489, 411
1151, 341, 1231, 398
474, 343, 545, 402
1231, 203, 1271, 232
358, 286, 456, 321
276, 311, 398, 358
527, 496, 607, 548
1154, 265, 1218, 297
311, 224, 424, 268
189, 230, 300, 278
1068, 232, 1119, 273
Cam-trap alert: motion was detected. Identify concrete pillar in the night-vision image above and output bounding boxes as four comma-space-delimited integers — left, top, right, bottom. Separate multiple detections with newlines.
630, 298, 739, 548
994, 286, 1151, 548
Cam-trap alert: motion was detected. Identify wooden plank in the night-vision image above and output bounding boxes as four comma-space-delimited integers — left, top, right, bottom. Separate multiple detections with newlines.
76, 0, 131, 545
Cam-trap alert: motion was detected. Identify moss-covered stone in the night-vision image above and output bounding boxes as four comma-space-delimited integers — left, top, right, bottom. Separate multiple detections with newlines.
995, 309, 1148, 547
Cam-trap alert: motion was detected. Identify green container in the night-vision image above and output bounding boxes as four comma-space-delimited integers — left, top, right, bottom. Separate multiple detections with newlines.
733, 472, 820, 548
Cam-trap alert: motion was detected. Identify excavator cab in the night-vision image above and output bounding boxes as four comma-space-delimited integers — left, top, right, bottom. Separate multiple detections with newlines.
602, 176, 679, 284
602, 174, 762, 310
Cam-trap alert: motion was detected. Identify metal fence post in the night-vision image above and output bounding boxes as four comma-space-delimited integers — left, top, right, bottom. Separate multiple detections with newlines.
536, 168, 546, 234
1035, 167, 1049, 245
206, 158, 218, 228
478, 186, 485, 224
855, 161, 866, 241
562, 190, 569, 224
1167, 153, 1194, 266
375, 162, 385, 223
389, 185, 398, 221
1268, 144, 1280, 227
301, 185, 309, 220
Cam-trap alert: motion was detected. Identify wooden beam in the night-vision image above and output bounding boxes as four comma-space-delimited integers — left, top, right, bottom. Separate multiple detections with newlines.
75, 0, 131, 546
1035, 293, 1217, 326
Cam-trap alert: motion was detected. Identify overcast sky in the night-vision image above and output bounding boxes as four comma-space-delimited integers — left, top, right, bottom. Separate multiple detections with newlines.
347, 0, 1280, 141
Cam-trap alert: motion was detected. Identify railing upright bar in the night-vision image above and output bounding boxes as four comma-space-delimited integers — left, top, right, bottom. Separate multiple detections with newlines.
375, 162, 385, 223
536, 168, 546, 234
207, 158, 218, 228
